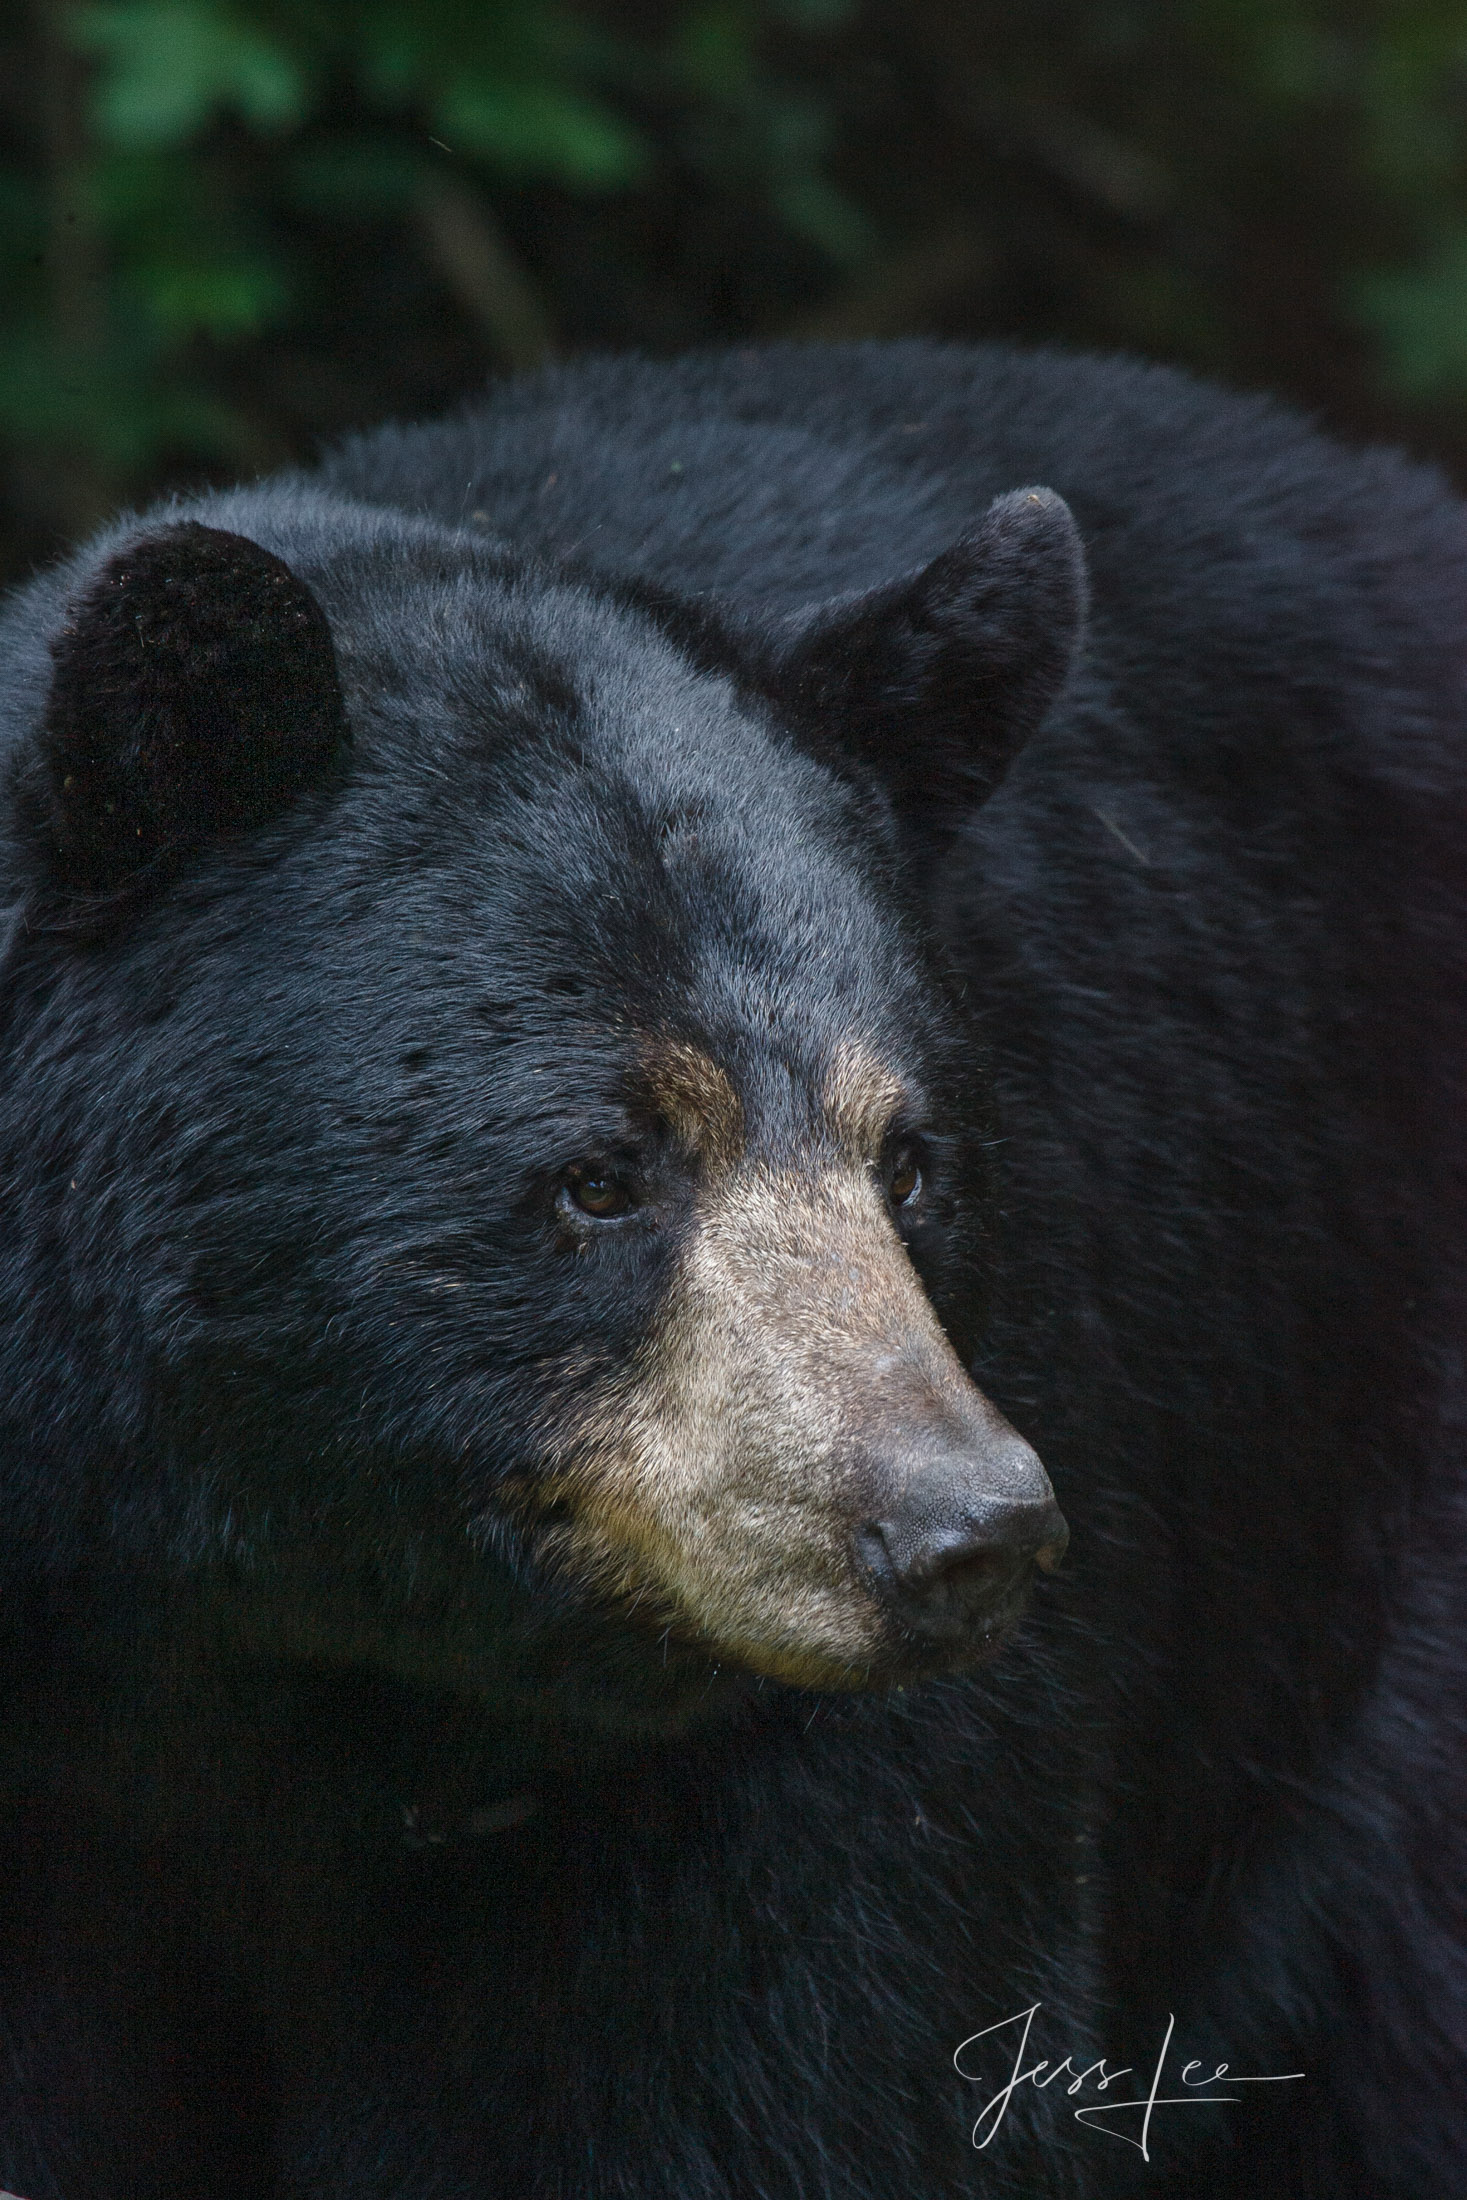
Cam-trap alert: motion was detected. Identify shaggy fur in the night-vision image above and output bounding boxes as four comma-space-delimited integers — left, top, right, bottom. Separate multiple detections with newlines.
0, 341, 1463, 2197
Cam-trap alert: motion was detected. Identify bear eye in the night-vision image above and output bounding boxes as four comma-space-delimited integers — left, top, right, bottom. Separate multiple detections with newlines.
565, 1168, 635, 1220
887, 1144, 923, 1207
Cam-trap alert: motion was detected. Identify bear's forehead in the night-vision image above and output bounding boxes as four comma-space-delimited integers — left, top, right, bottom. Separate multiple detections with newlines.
483, 743, 926, 1109
425, 751, 929, 1140
327, 569, 927, 1059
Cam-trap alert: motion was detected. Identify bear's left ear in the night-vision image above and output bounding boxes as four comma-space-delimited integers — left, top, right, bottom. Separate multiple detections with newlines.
768, 487, 1086, 852
35, 519, 349, 897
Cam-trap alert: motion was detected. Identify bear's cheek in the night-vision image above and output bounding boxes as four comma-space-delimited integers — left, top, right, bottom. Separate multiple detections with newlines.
528, 1163, 997, 1688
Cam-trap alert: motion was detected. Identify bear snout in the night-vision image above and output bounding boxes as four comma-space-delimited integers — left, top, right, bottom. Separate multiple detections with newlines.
852, 1423, 1067, 1646
857, 1485, 1068, 1642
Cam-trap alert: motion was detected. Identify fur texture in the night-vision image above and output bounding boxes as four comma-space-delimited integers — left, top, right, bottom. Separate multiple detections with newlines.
0, 341, 1463, 2197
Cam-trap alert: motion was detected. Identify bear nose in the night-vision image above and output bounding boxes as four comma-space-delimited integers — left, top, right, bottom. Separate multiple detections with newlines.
855, 1437, 1068, 1642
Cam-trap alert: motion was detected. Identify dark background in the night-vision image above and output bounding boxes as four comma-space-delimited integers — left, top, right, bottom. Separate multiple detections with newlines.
6, 0, 1467, 587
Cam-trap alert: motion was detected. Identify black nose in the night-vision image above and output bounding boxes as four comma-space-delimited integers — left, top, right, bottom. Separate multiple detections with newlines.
855, 1437, 1068, 1643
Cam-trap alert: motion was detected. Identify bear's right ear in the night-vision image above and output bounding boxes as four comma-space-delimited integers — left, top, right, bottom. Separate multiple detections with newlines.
765, 487, 1086, 857
33, 520, 348, 897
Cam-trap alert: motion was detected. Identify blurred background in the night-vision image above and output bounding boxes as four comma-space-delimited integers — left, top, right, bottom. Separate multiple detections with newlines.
7, 0, 1467, 585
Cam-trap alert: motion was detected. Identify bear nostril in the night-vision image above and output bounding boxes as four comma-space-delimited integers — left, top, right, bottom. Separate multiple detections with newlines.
856, 1485, 1069, 1642
1034, 1522, 1069, 1574
899, 1502, 1068, 1586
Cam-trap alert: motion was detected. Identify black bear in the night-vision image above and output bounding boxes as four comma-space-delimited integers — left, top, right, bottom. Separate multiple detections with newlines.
0, 342, 1463, 2199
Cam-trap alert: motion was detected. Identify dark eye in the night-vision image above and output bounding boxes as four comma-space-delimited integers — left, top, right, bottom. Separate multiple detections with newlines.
565, 1169, 635, 1220
887, 1144, 923, 1207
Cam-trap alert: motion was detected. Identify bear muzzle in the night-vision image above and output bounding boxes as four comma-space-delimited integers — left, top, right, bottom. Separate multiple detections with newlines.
530, 1155, 1069, 1688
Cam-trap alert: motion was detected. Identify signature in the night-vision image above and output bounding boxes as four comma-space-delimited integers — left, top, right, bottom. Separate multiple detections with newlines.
954, 2005, 1304, 2161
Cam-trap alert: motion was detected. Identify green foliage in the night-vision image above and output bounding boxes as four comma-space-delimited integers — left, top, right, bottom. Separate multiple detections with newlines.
76, 3, 309, 144
1171, 0, 1467, 395
1354, 228, 1467, 399
6, 0, 1467, 572
3, 0, 864, 527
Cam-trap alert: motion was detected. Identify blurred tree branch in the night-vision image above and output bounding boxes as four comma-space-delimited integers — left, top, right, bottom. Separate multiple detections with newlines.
37, 1, 101, 350
957, 86, 1172, 226
784, 225, 991, 339
33, 0, 111, 531
415, 172, 557, 371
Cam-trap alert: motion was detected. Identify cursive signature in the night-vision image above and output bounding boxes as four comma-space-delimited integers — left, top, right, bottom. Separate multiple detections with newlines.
954, 2004, 1304, 2161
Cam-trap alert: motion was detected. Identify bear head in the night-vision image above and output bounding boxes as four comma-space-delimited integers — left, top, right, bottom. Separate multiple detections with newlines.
0, 484, 1084, 1724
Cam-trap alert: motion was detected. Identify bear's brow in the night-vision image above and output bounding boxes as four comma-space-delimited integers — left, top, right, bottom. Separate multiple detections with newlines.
639, 1039, 745, 1168
821, 1041, 913, 1158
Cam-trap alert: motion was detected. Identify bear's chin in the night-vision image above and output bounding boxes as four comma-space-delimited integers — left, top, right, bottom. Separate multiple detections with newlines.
171, 1551, 1020, 1738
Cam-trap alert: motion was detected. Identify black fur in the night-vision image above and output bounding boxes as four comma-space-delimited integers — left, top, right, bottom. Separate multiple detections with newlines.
0, 341, 1463, 2199
770, 485, 1088, 852
33, 521, 348, 897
